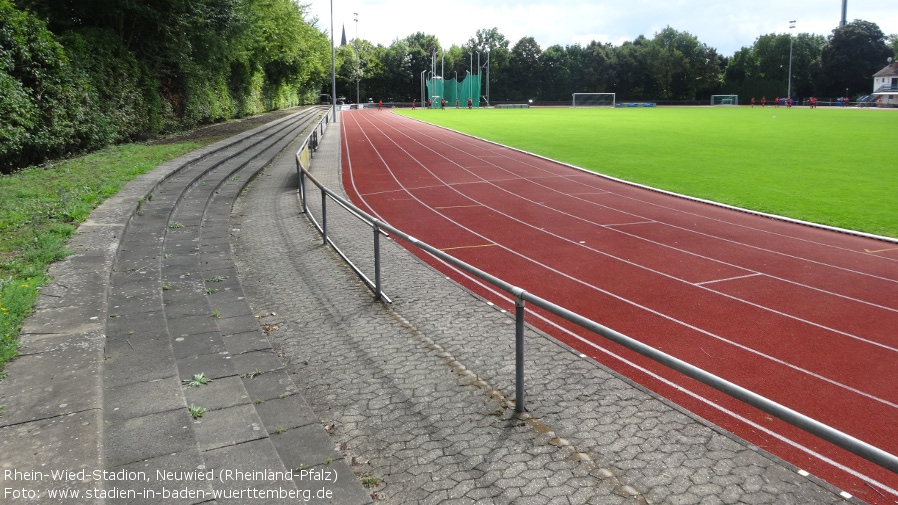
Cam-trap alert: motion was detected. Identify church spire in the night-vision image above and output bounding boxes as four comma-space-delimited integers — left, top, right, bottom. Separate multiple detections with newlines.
341, 24, 347, 46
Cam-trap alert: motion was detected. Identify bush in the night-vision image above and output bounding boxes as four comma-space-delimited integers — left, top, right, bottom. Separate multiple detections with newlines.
0, 0, 70, 171
60, 28, 157, 143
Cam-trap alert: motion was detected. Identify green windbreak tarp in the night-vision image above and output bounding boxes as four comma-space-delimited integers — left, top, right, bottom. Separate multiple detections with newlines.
426, 74, 481, 108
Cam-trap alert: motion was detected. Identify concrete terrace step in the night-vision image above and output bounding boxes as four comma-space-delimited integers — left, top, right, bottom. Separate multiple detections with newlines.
0, 109, 371, 504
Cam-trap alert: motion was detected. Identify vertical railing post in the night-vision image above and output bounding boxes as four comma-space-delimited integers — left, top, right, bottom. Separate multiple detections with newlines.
298, 159, 307, 214
320, 187, 328, 245
373, 223, 382, 301
514, 289, 526, 413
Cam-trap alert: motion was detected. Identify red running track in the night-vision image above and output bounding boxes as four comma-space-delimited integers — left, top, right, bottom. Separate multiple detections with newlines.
339, 110, 898, 503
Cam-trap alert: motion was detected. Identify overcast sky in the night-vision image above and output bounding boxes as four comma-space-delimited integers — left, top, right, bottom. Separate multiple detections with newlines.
306, 0, 898, 57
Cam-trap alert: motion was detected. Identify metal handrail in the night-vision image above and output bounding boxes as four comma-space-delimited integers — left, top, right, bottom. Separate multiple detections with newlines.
294, 113, 898, 476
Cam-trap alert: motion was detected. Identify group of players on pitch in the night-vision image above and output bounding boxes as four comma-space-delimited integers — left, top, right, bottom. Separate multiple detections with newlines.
750, 96, 827, 108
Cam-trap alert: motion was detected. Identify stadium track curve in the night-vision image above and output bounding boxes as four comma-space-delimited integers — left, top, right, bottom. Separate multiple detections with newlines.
339, 108, 898, 504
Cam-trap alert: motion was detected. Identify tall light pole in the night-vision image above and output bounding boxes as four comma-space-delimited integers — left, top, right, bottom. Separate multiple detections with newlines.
485, 48, 490, 106
468, 52, 473, 105
787, 20, 796, 100
353, 12, 360, 105
329, 0, 336, 121
420, 70, 427, 107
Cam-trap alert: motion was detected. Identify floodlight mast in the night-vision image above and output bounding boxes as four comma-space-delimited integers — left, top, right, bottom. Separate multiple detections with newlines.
353, 12, 359, 106
485, 49, 490, 105
787, 21, 796, 100
329, 0, 336, 122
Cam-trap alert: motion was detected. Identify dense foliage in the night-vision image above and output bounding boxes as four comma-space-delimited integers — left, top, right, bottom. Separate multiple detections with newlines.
336, 21, 895, 107
2, 0, 896, 172
1, 0, 329, 172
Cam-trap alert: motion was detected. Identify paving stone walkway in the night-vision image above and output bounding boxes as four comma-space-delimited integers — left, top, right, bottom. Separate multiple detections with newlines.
1, 109, 369, 504
0, 108, 863, 504
229, 110, 858, 505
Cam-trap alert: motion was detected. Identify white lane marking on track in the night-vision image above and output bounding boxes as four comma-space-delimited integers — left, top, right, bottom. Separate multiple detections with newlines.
344, 111, 898, 407
343, 110, 898, 500
368, 113, 898, 353
399, 120, 898, 326
416, 118, 898, 270
695, 273, 764, 286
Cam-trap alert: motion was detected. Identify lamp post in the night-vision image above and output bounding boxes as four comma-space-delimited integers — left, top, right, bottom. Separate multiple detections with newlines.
485, 48, 490, 105
353, 12, 360, 105
329, 0, 336, 121
475, 51, 481, 106
420, 69, 427, 107
787, 20, 796, 101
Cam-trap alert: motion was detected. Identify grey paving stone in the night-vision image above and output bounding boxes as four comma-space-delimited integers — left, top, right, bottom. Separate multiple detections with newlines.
104, 409, 199, 467
0, 411, 103, 504
229, 112, 857, 505
105, 376, 186, 422
0, 345, 103, 426
240, 370, 300, 403
112, 450, 213, 505
192, 403, 266, 452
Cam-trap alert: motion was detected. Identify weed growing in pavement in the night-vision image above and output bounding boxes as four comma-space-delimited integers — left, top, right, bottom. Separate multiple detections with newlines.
361, 476, 382, 488
240, 369, 262, 379
183, 373, 212, 387
188, 404, 206, 419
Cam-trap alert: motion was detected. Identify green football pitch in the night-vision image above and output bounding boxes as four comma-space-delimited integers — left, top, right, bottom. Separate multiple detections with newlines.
396, 106, 898, 239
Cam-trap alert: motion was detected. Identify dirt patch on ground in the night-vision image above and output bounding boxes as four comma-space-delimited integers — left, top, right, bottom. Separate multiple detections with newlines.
150, 107, 306, 146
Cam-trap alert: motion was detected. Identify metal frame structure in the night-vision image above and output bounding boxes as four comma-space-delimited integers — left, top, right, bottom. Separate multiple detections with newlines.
572, 92, 616, 107
710, 94, 739, 106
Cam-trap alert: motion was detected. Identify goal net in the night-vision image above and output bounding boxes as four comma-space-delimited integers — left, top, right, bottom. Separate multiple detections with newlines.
572, 93, 616, 107
711, 95, 739, 106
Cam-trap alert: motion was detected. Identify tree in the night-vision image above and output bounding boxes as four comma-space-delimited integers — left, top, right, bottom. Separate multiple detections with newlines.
611, 36, 655, 100
466, 28, 510, 103
820, 20, 892, 97
539, 45, 570, 101
581, 41, 614, 94
726, 32, 824, 100
646, 27, 721, 101
382, 39, 414, 101
508, 37, 542, 100
887, 34, 898, 59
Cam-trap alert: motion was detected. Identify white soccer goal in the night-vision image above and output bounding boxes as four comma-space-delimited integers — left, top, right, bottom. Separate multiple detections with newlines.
711, 95, 739, 106
572, 93, 616, 108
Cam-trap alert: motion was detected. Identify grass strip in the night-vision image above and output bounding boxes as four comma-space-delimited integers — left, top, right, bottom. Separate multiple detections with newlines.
0, 142, 201, 374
